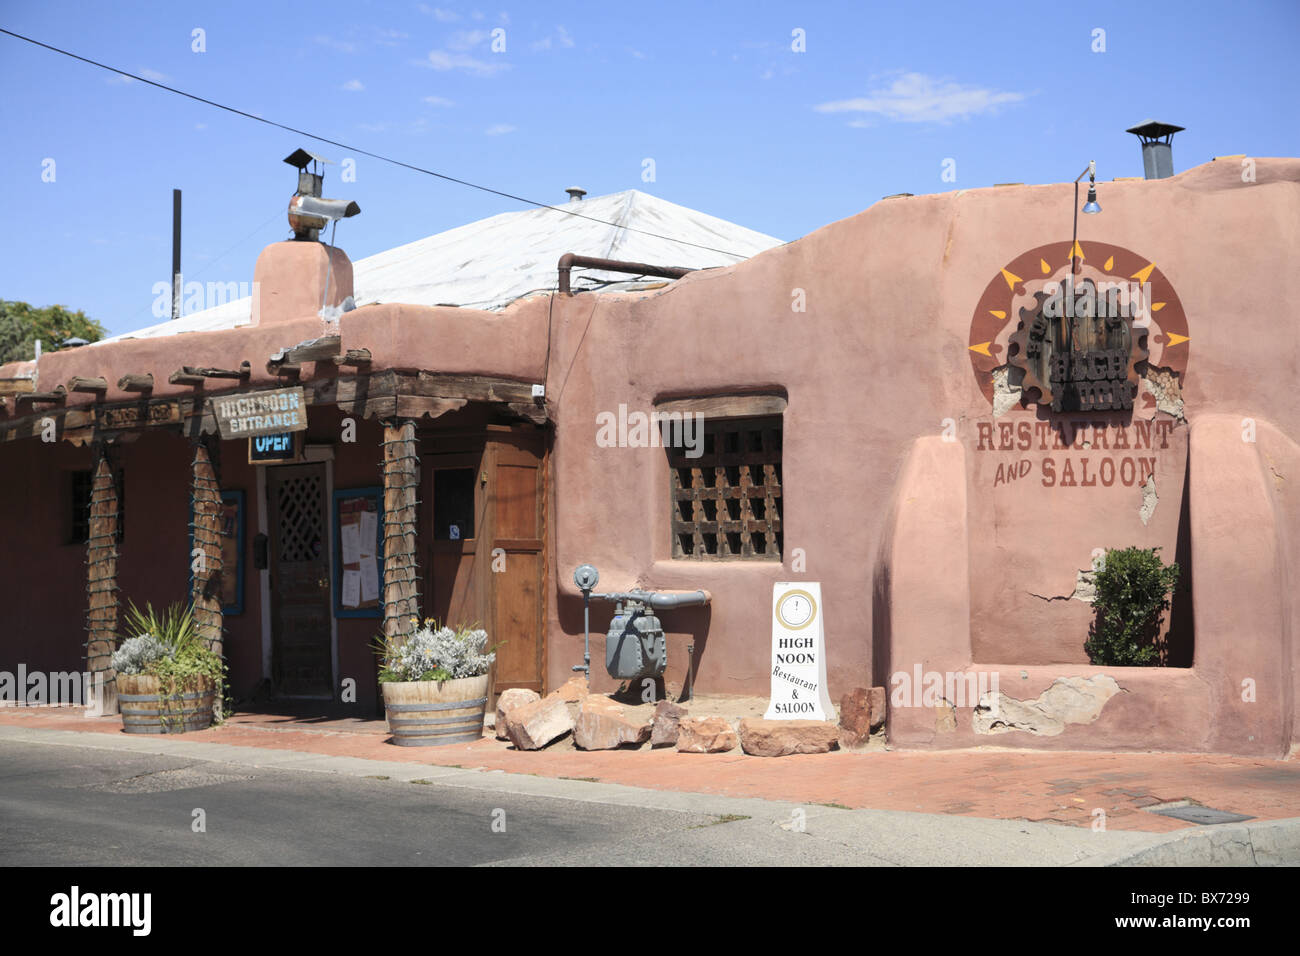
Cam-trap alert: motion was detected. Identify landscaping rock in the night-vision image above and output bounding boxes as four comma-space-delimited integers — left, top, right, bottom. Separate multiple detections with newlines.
548, 676, 590, 704
739, 718, 838, 757
574, 696, 651, 750
870, 686, 886, 730
837, 687, 873, 752
504, 696, 573, 750
676, 716, 738, 754
650, 700, 688, 748
495, 688, 540, 741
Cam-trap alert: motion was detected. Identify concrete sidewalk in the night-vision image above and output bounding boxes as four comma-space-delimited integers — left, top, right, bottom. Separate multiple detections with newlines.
2, 719, 1297, 866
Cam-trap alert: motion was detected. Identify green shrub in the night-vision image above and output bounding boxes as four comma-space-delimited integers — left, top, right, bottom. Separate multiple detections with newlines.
1084, 547, 1180, 666
116, 601, 226, 717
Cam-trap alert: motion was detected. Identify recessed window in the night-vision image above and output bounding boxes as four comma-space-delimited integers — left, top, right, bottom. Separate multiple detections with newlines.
433, 468, 476, 541
668, 415, 782, 560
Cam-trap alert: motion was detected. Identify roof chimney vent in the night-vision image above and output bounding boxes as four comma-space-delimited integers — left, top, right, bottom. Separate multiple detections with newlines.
283, 147, 360, 241
1126, 120, 1184, 180
565, 187, 587, 202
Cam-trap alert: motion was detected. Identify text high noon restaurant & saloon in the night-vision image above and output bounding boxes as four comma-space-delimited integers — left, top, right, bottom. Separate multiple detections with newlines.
1, 135, 1296, 758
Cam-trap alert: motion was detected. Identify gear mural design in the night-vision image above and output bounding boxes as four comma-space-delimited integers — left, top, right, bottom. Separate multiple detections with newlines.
967, 241, 1190, 413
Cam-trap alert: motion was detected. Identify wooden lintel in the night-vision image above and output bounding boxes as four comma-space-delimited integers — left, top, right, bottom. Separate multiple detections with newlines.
117, 373, 154, 392
68, 376, 109, 394
333, 348, 372, 366
405, 372, 536, 404
396, 395, 469, 420
505, 401, 549, 425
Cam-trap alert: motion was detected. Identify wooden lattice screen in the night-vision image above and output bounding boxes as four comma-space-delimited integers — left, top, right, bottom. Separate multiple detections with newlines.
668, 415, 782, 560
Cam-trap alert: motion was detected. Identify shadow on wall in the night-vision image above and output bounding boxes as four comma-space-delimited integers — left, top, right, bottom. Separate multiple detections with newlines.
1165, 451, 1195, 666
555, 589, 711, 699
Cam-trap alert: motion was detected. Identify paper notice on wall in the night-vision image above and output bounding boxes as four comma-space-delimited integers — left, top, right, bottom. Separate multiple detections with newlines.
358, 511, 376, 559
342, 569, 361, 608
360, 556, 379, 603
341, 522, 361, 564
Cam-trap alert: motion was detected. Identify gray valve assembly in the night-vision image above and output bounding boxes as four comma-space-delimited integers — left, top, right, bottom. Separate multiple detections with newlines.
572, 564, 709, 680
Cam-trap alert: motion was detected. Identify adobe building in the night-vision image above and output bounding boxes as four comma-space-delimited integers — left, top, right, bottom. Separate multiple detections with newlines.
1, 141, 1296, 758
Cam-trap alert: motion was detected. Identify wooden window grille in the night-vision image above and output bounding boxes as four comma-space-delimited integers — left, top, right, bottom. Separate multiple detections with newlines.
668, 415, 782, 560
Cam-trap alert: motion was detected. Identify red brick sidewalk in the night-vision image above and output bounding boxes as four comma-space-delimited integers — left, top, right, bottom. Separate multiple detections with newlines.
5, 707, 1297, 833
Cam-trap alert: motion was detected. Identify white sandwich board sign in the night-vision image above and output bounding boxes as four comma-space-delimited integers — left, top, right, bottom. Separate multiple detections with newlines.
765, 582, 835, 720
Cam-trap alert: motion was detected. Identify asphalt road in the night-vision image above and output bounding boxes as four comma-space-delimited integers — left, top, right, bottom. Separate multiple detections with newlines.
1, 734, 1293, 867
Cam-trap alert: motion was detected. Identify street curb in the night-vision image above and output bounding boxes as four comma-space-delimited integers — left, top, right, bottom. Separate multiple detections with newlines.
5, 723, 1297, 865
1070, 817, 1300, 866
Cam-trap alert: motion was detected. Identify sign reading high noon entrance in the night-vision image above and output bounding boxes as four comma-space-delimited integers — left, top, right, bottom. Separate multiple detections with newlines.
765, 582, 835, 720
213, 387, 308, 440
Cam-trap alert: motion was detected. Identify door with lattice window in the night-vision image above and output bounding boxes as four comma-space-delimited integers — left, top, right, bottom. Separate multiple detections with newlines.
268, 464, 332, 697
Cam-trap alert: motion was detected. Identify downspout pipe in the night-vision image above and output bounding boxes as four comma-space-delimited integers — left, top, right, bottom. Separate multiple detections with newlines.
557, 253, 696, 296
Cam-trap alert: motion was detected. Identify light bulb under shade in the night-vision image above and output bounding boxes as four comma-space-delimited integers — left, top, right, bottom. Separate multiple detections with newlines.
1083, 184, 1101, 215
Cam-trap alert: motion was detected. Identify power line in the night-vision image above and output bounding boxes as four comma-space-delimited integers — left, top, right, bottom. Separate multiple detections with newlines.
0, 27, 753, 260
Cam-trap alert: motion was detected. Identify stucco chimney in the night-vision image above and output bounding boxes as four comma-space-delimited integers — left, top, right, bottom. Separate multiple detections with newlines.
250, 241, 353, 327
1126, 120, 1185, 180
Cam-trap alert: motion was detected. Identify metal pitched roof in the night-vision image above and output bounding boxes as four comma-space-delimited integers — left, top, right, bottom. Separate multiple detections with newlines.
96, 189, 784, 344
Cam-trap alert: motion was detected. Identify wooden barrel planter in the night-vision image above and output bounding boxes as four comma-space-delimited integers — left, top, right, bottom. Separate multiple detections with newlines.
118, 674, 215, 735
382, 675, 489, 746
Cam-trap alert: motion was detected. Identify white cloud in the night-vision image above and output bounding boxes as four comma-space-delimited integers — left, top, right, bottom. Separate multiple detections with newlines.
420, 5, 459, 21
425, 49, 508, 75
448, 29, 488, 50
313, 35, 357, 54
423, 95, 455, 107
484, 123, 516, 136
814, 72, 1026, 124
341, 78, 365, 92
532, 26, 574, 51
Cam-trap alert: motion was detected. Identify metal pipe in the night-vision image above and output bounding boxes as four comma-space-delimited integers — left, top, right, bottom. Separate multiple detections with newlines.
572, 591, 591, 680
557, 253, 695, 296
591, 589, 710, 610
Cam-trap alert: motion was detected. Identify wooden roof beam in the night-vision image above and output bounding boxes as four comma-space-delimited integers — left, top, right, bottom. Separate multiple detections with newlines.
68, 376, 109, 395
117, 373, 154, 392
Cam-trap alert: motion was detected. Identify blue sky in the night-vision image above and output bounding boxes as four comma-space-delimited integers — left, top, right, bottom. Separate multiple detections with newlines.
2, 0, 1297, 338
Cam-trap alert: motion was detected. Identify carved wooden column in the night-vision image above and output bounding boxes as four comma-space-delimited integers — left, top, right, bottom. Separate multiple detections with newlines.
190, 436, 224, 663
85, 446, 120, 715
381, 419, 421, 640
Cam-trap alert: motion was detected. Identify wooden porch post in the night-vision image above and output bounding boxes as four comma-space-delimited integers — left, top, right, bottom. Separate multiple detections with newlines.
85, 446, 120, 715
381, 419, 421, 640
190, 436, 224, 714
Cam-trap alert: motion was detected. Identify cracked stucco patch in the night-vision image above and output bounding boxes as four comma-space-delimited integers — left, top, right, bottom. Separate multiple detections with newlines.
973, 675, 1122, 736
991, 365, 1024, 418
1142, 366, 1185, 420
1139, 475, 1158, 525
1027, 567, 1098, 603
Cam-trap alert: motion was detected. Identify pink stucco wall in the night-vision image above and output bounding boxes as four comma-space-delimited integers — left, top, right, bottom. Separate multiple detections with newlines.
2, 157, 1296, 754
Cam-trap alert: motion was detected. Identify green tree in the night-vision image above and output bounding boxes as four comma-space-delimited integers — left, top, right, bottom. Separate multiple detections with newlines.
0, 300, 108, 364
1084, 547, 1181, 666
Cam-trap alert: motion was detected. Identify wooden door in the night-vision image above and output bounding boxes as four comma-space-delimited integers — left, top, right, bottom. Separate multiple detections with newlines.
268, 463, 332, 697
424, 452, 485, 631
484, 431, 547, 695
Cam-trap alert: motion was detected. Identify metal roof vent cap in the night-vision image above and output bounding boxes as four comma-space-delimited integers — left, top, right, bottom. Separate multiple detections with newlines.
565, 187, 587, 202
1126, 120, 1185, 180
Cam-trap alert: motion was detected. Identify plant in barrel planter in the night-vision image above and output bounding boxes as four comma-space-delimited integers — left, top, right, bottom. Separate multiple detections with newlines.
112, 602, 224, 734
375, 620, 497, 746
